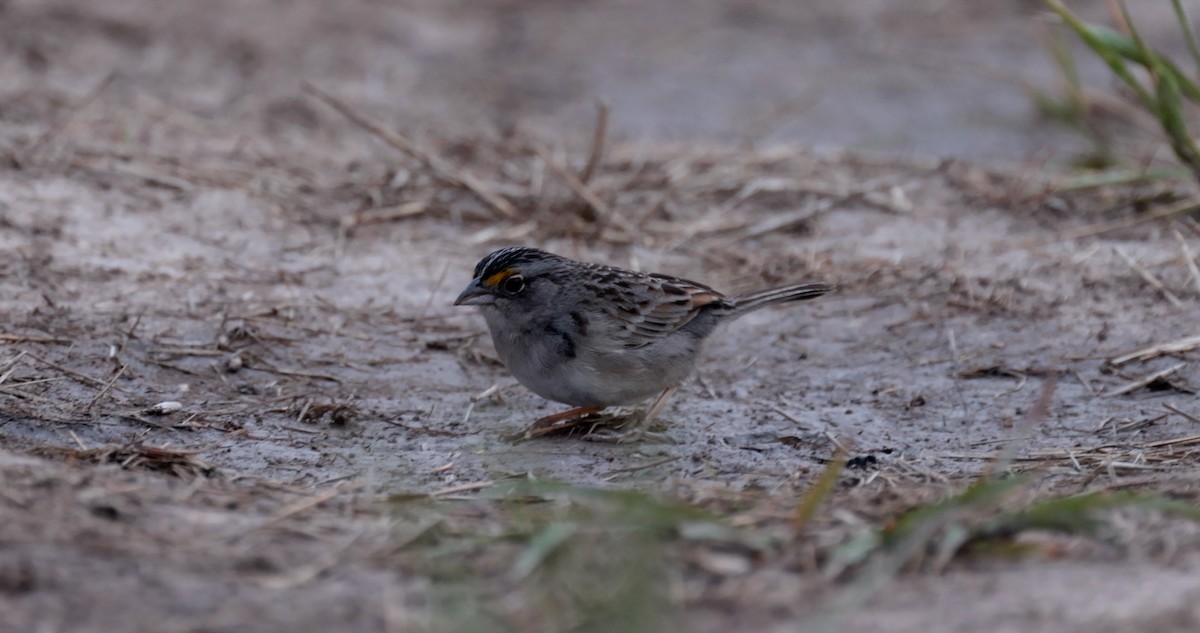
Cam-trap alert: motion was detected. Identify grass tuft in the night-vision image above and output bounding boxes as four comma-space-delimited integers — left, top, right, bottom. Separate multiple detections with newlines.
1045, 0, 1200, 183
391, 480, 717, 633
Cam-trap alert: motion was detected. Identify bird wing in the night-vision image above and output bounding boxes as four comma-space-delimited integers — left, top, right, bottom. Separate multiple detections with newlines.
593, 271, 727, 349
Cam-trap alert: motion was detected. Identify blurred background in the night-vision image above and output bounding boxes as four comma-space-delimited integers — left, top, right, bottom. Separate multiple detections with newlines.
0, 0, 1186, 163
4, 3, 1200, 633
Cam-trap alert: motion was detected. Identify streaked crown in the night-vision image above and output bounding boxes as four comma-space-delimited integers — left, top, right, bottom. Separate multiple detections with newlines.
473, 246, 556, 282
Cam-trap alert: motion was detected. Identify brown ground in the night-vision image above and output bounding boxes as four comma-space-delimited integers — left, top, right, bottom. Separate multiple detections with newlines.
2, 1, 1200, 632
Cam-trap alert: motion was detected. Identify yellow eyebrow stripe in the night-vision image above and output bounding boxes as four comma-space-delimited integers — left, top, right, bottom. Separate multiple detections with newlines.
483, 269, 515, 287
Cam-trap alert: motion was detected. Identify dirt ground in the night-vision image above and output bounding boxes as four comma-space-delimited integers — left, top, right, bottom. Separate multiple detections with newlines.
2, 1, 1200, 632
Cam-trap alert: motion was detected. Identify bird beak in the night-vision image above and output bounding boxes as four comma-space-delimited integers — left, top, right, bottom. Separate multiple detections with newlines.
453, 279, 495, 306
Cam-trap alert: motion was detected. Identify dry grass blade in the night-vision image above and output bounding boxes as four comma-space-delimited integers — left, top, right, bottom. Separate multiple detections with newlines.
339, 200, 430, 232
303, 82, 517, 219
429, 480, 495, 497
533, 144, 606, 224
1113, 246, 1182, 306
23, 352, 125, 392
244, 357, 342, 383
604, 455, 684, 480
239, 486, 351, 538
1031, 195, 1200, 246
1163, 402, 1200, 424
85, 362, 128, 412
531, 145, 642, 241
578, 100, 609, 185
1174, 225, 1200, 294
1109, 334, 1200, 365
1103, 362, 1187, 397
0, 351, 26, 385
0, 334, 71, 344
1140, 432, 1200, 449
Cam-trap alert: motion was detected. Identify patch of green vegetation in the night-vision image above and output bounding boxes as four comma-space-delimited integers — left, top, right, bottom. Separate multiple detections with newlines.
380, 465, 1200, 633
1029, 15, 1118, 169
810, 473, 1200, 632
386, 481, 718, 633
1039, 0, 1200, 184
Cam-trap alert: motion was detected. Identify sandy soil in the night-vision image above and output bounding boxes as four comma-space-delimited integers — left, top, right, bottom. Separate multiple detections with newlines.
2, 1, 1200, 632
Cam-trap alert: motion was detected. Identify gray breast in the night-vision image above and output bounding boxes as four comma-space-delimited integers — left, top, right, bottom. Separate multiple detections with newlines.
481, 307, 698, 407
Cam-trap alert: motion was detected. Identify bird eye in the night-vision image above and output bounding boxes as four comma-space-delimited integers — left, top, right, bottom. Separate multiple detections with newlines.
501, 275, 525, 294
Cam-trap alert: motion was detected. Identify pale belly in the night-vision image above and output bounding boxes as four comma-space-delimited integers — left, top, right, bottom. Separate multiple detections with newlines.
484, 312, 698, 407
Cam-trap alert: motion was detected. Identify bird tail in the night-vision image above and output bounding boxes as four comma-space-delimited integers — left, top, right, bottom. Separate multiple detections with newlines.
727, 282, 834, 315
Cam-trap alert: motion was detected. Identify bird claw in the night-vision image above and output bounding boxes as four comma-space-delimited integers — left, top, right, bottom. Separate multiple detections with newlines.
580, 428, 674, 444
579, 418, 675, 444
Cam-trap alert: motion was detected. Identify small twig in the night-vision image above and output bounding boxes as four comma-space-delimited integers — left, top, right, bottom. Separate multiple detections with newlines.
1109, 334, 1200, 366
0, 351, 27, 385
0, 385, 60, 406
1114, 246, 1182, 307
1140, 432, 1200, 448
1032, 195, 1200, 245
339, 200, 430, 232
303, 82, 517, 219
429, 480, 494, 496
23, 352, 122, 391
1103, 362, 1186, 397
1072, 369, 1096, 396
0, 334, 71, 344
1173, 225, 1200, 295
472, 384, 501, 402
1164, 402, 1200, 424
578, 100, 609, 185
532, 144, 607, 225
239, 486, 353, 539
85, 363, 128, 411
1067, 450, 1083, 472
823, 430, 852, 455
991, 371, 1028, 399
770, 404, 809, 428
68, 430, 88, 451
295, 400, 312, 425
603, 454, 683, 479
462, 383, 501, 425
246, 358, 341, 383
148, 347, 225, 357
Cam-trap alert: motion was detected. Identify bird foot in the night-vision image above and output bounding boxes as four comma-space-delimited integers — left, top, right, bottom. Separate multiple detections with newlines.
580, 385, 679, 443
579, 423, 675, 444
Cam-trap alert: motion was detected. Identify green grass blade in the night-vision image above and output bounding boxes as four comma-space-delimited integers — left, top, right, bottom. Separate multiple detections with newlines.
509, 521, 578, 581
1155, 67, 1200, 175
1046, 1, 1154, 109
1171, 0, 1200, 75
792, 448, 848, 532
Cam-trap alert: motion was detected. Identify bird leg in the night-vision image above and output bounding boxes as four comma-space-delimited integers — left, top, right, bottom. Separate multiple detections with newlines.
639, 385, 678, 434
585, 385, 679, 444
516, 406, 604, 440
